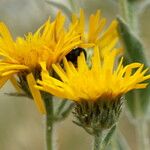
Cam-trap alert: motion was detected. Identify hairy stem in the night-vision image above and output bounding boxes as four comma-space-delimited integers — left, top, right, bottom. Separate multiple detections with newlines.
44, 95, 54, 150
93, 133, 102, 150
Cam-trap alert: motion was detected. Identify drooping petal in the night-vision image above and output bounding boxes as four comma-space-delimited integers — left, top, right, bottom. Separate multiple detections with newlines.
10, 76, 22, 93
27, 73, 46, 114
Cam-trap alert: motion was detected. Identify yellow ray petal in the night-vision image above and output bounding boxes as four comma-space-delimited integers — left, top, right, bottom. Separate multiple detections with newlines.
77, 52, 88, 73
27, 73, 46, 114
52, 64, 68, 82
0, 75, 10, 88
1, 70, 19, 76
10, 76, 22, 93
134, 83, 148, 89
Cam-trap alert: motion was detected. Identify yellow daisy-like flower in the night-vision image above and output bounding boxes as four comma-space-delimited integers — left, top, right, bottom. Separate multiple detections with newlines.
71, 10, 118, 51
0, 12, 82, 114
37, 46, 150, 102
36, 46, 150, 131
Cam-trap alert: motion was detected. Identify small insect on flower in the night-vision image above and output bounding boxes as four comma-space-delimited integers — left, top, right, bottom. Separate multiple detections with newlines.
66, 47, 87, 66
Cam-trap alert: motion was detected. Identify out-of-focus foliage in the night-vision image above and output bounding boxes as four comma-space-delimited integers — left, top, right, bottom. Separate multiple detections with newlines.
118, 18, 150, 118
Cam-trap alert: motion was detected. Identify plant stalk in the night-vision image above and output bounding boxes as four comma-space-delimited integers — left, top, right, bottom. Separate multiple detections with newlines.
93, 133, 102, 150
44, 95, 54, 150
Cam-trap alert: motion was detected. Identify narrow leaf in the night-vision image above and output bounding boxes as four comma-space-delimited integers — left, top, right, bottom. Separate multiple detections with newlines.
101, 125, 116, 149
117, 17, 150, 117
117, 17, 148, 65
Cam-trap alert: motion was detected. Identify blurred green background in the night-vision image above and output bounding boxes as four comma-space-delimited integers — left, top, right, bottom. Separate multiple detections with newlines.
0, 0, 149, 150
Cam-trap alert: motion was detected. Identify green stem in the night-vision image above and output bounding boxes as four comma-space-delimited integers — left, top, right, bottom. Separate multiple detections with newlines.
54, 101, 73, 121
135, 120, 149, 150
100, 125, 117, 150
93, 133, 102, 150
56, 100, 67, 116
44, 94, 54, 150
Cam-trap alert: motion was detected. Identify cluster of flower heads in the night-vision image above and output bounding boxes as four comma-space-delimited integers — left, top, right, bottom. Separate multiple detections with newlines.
0, 10, 149, 114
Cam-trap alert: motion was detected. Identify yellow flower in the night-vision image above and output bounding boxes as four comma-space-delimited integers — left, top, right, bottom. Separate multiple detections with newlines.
37, 46, 150, 102
71, 10, 119, 51
0, 12, 82, 114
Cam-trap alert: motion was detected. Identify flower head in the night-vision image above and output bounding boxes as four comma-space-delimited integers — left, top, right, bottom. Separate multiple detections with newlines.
37, 46, 150, 102
0, 12, 82, 114
36, 46, 150, 131
71, 10, 119, 51
0, 13, 81, 70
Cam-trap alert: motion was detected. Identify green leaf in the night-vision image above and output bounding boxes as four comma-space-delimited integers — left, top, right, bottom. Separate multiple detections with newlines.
101, 125, 116, 149
117, 17, 148, 64
55, 100, 68, 115
117, 17, 150, 117
46, 1, 72, 20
